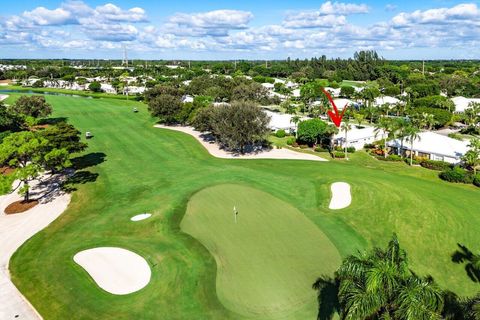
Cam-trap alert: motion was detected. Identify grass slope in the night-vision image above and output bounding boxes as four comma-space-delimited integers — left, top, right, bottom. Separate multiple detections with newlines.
182, 184, 341, 319
5, 93, 479, 320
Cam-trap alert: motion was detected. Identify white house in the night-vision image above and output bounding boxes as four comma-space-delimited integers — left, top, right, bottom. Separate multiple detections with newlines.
387, 131, 469, 164
333, 98, 357, 110
324, 87, 341, 97
333, 125, 386, 150
264, 110, 308, 132
261, 83, 275, 90
100, 83, 116, 94
451, 96, 480, 113
292, 89, 301, 98
182, 95, 194, 103
374, 96, 401, 107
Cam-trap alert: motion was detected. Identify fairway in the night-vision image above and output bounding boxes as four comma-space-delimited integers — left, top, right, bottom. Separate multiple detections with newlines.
4, 94, 480, 319
182, 184, 341, 318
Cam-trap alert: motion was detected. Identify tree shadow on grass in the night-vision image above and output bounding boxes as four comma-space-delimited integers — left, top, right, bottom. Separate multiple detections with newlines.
312, 276, 340, 320
71, 152, 106, 170
62, 171, 99, 193
451, 243, 480, 283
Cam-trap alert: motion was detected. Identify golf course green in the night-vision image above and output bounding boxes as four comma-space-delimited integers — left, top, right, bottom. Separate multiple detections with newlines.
4, 93, 479, 319
182, 184, 341, 318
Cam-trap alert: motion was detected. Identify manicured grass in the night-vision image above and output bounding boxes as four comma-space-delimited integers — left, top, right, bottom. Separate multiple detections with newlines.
6, 93, 480, 319
182, 184, 341, 319
1, 85, 137, 100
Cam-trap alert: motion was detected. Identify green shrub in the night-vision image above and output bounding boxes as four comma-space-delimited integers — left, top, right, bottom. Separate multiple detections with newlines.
377, 155, 402, 162
275, 129, 286, 138
346, 146, 356, 153
364, 143, 375, 149
420, 159, 452, 171
286, 137, 296, 145
474, 174, 480, 187
314, 147, 328, 152
334, 151, 346, 158
439, 167, 473, 183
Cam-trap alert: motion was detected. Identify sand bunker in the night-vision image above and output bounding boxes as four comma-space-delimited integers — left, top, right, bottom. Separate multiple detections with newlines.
328, 182, 352, 210
73, 247, 151, 295
155, 125, 328, 162
131, 213, 152, 221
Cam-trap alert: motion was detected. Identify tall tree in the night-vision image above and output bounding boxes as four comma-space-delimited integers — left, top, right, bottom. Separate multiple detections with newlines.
8, 95, 52, 119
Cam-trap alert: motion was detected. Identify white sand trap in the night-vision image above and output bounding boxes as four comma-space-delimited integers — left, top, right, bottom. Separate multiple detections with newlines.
73, 247, 151, 295
131, 213, 152, 221
329, 182, 352, 210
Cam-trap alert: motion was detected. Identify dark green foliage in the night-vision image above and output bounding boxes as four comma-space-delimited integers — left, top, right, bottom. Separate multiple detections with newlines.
8, 95, 52, 118
334, 151, 345, 158
346, 146, 356, 153
383, 85, 401, 96
0, 103, 23, 132
412, 95, 454, 110
286, 137, 296, 145
420, 159, 452, 171
193, 101, 270, 153
340, 86, 354, 98
297, 119, 328, 146
411, 107, 452, 128
275, 129, 286, 138
39, 122, 87, 154
409, 81, 440, 98
473, 174, 480, 187
88, 81, 102, 92
440, 167, 474, 183
147, 94, 183, 124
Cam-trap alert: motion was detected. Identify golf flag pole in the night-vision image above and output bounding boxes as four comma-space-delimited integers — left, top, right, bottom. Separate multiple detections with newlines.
233, 206, 237, 224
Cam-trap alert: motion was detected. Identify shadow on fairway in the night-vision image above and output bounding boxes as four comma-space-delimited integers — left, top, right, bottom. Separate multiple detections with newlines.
451, 243, 480, 282
71, 152, 107, 170
62, 171, 99, 192
312, 276, 340, 320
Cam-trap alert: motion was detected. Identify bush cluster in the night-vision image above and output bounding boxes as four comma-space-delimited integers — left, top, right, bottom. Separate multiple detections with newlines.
439, 167, 474, 184
474, 174, 480, 187
275, 129, 286, 138
314, 146, 329, 152
420, 159, 452, 171
286, 137, 296, 145
334, 151, 346, 158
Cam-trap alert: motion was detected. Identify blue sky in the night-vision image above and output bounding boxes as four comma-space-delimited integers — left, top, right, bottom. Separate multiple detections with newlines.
1, 0, 479, 60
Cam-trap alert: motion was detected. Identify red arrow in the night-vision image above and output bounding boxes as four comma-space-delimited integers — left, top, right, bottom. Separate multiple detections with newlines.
321, 88, 348, 128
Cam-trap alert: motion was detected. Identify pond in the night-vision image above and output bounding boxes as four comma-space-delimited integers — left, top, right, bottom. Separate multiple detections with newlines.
0, 89, 93, 98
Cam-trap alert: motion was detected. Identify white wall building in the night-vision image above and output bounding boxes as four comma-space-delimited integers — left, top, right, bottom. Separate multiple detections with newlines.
333, 125, 386, 150
264, 110, 309, 132
387, 131, 469, 164
451, 96, 480, 113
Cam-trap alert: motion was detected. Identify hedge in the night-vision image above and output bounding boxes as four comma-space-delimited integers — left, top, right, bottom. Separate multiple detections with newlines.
474, 174, 480, 187
275, 129, 286, 138
439, 167, 474, 184
334, 151, 346, 158
420, 159, 452, 171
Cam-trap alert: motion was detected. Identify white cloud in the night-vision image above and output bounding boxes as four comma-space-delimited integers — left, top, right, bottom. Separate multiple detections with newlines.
318, 1, 369, 15
392, 3, 479, 26
22, 7, 76, 26
165, 10, 253, 36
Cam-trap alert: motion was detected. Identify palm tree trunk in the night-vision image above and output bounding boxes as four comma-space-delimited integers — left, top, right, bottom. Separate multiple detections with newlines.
384, 138, 387, 158
345, 130, 348, 160
410, 141, 414, 166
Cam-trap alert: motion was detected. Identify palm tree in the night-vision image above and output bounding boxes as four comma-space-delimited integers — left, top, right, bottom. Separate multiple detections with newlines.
290, 115, 301, 138
341, 118, 352, 160
394, 118, 410, 157
374, 117, 391, 158
334, 234, 444, 320
405, 124, 421, 166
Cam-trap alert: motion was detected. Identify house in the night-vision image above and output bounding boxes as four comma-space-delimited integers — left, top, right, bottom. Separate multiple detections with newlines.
324, 87, 341, 97
264, 110, 308, 132
451, 96, 480, 113
333, 125, 386, 150
333, 98, 357, 110
182, 95, 194, 103
373, 96, 401, 107
387, 131, 469, 164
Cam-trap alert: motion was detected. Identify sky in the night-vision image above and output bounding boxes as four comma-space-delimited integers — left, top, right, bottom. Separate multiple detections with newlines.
1, 0, 479, 60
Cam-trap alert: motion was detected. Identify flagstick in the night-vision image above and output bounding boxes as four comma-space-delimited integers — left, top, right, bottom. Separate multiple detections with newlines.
233, 206, 237, 224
